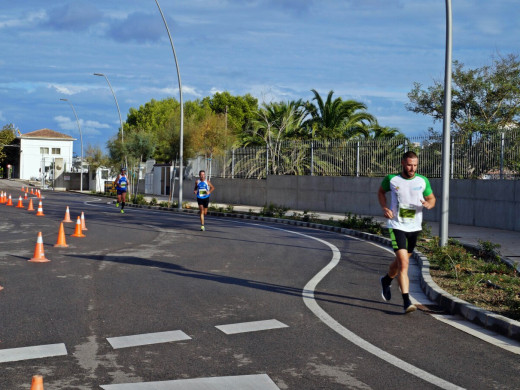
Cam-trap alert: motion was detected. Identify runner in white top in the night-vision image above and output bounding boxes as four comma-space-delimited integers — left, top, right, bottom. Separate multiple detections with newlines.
378, 151, 436, 313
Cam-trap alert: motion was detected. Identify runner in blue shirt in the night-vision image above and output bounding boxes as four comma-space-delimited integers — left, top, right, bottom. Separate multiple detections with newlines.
193, 170, 215, 231
114, 167, 129, 214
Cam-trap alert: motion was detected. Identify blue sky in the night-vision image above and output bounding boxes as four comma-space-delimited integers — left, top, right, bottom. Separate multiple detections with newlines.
1, 1, 519, 155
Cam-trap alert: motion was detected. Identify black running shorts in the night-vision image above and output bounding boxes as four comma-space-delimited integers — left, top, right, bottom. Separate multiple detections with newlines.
197, 197, 210, 208
389, 228, 419, 253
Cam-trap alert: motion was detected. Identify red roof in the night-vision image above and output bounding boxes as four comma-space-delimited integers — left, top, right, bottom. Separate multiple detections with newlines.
21, 129, 75, 140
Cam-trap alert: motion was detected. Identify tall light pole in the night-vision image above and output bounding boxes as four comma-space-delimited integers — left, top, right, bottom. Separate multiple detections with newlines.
440, 0, 453, 246
93, 72, 127, 169
154, 0, 184, 209
60, 98, 84, 192
93, 73, 124, 144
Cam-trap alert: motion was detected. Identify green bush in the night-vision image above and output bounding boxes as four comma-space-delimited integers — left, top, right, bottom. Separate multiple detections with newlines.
131, 193, 146, 205
339, 212, 382, 235
261, 203, 289, 218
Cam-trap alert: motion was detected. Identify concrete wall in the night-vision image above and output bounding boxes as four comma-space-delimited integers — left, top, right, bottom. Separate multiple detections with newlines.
176, 176, 520, 232
54, 172, 89, 191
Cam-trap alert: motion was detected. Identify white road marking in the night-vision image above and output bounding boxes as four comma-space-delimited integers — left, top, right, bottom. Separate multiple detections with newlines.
100, 374, 280, 389
216, 319, 288, 335
0, 343, 67, 363
107, 330, 191, 349
432, 314, 520, 355
363, 239, 520, 355
255, 224, 464, 390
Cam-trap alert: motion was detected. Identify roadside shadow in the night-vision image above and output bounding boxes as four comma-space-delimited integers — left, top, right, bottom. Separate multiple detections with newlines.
69, 254, 402, 313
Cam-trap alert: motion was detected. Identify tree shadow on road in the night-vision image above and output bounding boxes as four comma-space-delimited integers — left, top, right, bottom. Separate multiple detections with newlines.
69, 254, 401, 313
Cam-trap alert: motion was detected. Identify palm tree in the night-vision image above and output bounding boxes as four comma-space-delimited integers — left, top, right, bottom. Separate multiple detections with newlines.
303, 89, 377, 140
370, 125, 402, 139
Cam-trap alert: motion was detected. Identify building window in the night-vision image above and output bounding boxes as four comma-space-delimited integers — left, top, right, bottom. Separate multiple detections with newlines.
101, 170, 109, 180
52, 148, 61, 155
40, 147, 49, 154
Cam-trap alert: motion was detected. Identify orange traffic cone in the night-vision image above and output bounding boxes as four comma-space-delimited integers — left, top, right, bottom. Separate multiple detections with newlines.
16, 196, 24, 208
71, 216, 86, 238
29, 232, 50, 262
30, 374, 44, 390
27, 198, 35, 211
63, 206, 73, 223
81, 212, 88, 231
36, 201, 44, 216
24, 192, 28, 200
21, 186, 24, 192
6, 194, 13, 206
30, 188, 34, 195
0, 191, 5, 204
54, 223, 69, 248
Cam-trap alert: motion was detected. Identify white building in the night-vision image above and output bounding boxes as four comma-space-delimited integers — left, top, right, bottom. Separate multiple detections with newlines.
18, 129, 75, 181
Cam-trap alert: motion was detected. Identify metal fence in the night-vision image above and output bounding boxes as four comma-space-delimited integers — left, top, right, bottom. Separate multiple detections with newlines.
201, 130, 520, 179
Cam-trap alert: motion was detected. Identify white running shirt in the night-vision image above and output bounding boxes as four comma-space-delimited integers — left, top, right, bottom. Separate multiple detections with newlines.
381, 173, 433, 232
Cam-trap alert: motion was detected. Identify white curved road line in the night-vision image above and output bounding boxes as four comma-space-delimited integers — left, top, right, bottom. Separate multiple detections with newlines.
261, 225, 464, 390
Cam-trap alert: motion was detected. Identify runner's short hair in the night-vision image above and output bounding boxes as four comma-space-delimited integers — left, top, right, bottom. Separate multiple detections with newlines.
199, 170, 205, 175
402, 151, 418, 160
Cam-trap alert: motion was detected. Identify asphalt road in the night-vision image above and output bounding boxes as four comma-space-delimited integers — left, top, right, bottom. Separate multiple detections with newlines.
0, 180, 519, 389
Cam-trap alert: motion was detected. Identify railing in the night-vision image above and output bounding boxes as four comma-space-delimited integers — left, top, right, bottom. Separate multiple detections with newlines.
198, 131, 520, 179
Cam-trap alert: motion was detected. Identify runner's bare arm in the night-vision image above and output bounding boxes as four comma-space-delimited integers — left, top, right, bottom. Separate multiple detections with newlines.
421, 193, 436, 209
378, 186, 393, 219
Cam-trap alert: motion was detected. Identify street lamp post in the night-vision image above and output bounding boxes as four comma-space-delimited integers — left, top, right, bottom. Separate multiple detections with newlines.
440, 0, 453, 246
60, 98, 84, 192
93, 72, 127, 172
153, 0, 184, 210
93, 73, 124, 144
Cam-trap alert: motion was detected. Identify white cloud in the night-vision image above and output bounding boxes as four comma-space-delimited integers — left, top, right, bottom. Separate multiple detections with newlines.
54, 115, 109, 137
135, 85, 201, 98
47, 83, 92, 96
0, 10, 46, 29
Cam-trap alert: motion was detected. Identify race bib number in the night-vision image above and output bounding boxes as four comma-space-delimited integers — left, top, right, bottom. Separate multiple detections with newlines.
120, 182, 126, 188
398, 204, 417, 223
199, 189, 207, 196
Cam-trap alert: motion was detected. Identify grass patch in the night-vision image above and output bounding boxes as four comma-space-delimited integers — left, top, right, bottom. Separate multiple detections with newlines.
419, 237, 520, 320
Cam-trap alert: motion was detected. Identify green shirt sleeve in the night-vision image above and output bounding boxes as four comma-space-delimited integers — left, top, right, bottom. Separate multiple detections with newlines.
421, 175, 433, 197
381, 175, 391, 192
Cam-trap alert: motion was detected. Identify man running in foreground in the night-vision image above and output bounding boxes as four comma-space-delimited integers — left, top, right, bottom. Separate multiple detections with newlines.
194, 170, 215, 231
378, 151, 436, 313
114, 167, 129, 214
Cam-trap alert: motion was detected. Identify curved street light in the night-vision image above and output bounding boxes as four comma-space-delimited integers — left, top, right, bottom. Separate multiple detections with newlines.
60, 98, 84, 192
93, 72, 127, 171
93, 73, 124, 144
154, 0, 184, 210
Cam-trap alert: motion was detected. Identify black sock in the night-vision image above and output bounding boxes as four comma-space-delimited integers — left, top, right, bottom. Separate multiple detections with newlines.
382, 274, 393, 285
121, 202, 125, 210
402, 293, 411, 306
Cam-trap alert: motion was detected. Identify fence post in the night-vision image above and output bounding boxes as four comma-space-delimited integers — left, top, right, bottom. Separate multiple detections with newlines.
356, 141, 360, 177
450, 138, 454, 179
266, 146, 269, 177
231, 149, 235, 179
500, 132, 505, 180
310, 140, 314, 176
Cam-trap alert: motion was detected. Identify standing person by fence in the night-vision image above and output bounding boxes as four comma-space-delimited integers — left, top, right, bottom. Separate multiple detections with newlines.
378, 151, 436, 313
